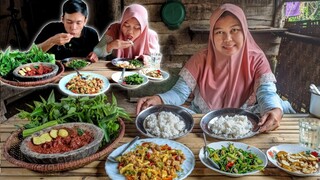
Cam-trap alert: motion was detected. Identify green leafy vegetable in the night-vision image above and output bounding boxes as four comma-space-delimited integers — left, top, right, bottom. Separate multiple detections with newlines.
77, 128, 84, 136
123, 74, 144, 85
0, 44, 55, 76
207, 143, 265, 174
129, 59, 143, 67
18, 90, 131, 145
66, 59, 88, 69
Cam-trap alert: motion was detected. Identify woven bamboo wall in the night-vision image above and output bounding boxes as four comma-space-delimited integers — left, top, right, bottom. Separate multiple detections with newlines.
276, 37, 320, 113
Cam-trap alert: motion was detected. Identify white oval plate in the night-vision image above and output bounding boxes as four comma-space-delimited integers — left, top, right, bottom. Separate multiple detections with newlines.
58, 72, 110, 97
199, 141, 267, 177
105, 138, 195, 180
266, 144, 320, 176
139, 68, 170, 82
111, 71, 148, 89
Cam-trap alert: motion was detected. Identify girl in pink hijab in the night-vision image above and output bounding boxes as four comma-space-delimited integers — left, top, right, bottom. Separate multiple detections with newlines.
137, 3, 295, 132
93, 4, 160, 62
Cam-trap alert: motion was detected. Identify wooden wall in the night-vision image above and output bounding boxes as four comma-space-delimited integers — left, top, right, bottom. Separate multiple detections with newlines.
122, 0, 283, 70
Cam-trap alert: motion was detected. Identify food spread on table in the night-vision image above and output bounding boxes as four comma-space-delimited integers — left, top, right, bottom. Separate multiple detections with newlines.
275, 150, 319, 174
116, 142, 186, 179
122, 73, 144, 85
66, 74, 104, 94
207, 143, 265, 174
65, 59, 89, 69
18, 64, 54, 76
145, 69, 163, 79
209, 115, 253, 139
28, 127, 93, 154
117, 59, 144, 69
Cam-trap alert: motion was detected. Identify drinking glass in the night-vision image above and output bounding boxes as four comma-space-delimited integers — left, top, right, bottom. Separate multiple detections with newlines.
299, 118, 320, 150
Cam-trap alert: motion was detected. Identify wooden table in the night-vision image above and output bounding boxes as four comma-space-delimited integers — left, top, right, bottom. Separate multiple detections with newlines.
0, 61, 125, 122
1, 113, 319, 179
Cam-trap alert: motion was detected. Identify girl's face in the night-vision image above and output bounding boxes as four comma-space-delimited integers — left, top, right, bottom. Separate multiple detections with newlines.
62, 12, 87, 38
213, 14, 244, 56
121, 17, 141, 41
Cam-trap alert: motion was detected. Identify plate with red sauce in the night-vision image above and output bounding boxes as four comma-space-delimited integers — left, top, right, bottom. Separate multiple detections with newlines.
20, 122, 104, 164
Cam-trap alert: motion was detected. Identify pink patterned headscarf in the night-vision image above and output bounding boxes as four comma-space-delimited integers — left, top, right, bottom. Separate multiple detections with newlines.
180, 3, 275, 112
106, 4, 159, 58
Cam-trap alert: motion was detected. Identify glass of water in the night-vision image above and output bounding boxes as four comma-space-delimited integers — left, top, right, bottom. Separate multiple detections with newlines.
299, 118, 320, 150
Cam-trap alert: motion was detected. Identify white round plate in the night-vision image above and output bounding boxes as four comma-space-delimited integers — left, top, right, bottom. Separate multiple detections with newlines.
58, 72, 110, 97
139, 68, 170, 82
111, 58, 144, 70
111, 71, 148, 89
266, 144, 320, 176
199, 141, 267, 177
105, 138, 195, 180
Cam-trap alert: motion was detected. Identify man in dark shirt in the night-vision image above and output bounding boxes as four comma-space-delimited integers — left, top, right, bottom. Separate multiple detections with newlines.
34, 0, 99, 62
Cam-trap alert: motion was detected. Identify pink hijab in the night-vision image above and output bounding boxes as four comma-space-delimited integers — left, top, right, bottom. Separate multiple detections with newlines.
106, 4, 159, 58
181, 3, 275, 111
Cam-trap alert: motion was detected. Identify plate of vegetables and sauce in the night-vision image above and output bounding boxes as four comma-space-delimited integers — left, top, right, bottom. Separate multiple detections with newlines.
61, 57, 91, 69
111, 58, 144, 69
266, 144, 320, 176
12, 62, 59, 81
199, 141, 267, 177
58, 72, 110, 97
105, 138, 195, 180
111, 71, 148, 89
139, 68, 170, 82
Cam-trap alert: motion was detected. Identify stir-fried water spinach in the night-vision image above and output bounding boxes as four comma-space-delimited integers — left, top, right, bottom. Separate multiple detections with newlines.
207, 143, 264, 173
18, 90, 131, 145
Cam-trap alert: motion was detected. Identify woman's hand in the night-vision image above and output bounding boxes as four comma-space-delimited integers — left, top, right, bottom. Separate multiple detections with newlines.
108, 39, 133, 50
258, 108, 282, 132
87, 52, 98, 63
136, 95, 163, 115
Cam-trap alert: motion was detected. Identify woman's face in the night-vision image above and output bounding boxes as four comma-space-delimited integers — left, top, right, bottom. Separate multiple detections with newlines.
62, 12, 87, 38
121, 17, 141, 41
213, 14, 244, 56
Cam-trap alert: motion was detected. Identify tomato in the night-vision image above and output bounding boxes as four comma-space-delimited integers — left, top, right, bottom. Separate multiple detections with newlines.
226, 162, 234, 169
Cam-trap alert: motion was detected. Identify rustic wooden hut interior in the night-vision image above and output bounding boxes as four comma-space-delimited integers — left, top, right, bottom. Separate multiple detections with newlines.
0, 0, 319, 121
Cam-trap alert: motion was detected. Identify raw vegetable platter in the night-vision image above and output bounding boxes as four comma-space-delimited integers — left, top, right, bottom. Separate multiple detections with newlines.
199, 141, 268, 177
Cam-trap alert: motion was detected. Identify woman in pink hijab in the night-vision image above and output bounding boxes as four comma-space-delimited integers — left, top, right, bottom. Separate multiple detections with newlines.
93, 4, 160, 62
136, 3, 295, 132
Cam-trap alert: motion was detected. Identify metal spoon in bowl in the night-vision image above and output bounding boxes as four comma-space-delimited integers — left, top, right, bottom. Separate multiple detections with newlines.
73, 68, 87, 80
107, 136, 139, 163
203, 132, 220, 169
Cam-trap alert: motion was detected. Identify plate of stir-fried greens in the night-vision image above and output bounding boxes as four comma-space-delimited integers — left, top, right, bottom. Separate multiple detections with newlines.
199, 141, 267, 177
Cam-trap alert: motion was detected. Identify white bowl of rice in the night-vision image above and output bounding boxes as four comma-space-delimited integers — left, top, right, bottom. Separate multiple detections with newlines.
135, 105, 194, 139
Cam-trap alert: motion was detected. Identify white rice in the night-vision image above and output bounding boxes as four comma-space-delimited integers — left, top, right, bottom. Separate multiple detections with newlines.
144, 111, 187, 138
209, 115, 252, 138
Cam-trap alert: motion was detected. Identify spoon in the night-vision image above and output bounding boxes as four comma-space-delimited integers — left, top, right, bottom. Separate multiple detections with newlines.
203, 132, 220, 169
310, 84, 320, 95
73, 68, 87, 80
107, 136, 139, 163
119, 68, 126, 83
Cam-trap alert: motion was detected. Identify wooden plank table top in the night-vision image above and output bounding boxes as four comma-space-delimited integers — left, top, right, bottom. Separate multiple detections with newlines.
1, 113, 319, 179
